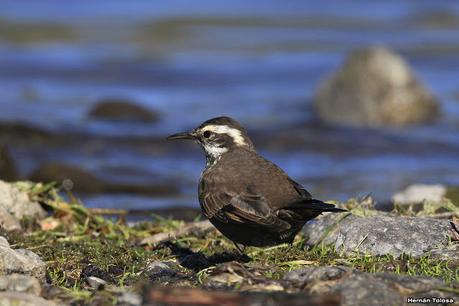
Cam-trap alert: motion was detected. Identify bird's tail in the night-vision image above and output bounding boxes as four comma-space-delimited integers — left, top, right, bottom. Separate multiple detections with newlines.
287, 199, 347, 213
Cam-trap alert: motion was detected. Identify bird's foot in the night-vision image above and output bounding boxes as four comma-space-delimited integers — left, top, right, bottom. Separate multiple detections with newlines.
233, 242, 251, 262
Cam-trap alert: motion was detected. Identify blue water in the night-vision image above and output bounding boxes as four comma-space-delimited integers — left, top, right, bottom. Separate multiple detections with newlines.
1, 0, 459, 209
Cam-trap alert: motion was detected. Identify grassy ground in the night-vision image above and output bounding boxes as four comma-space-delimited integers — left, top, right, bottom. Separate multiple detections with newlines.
5, 182, 459, 304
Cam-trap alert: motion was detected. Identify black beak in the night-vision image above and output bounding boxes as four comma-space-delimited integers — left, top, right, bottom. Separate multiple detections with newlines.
166, 131, 196, 140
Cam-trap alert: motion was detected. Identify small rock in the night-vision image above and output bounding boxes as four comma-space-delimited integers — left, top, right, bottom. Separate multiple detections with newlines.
89, 99, 159, 122
0, 237, 46, 281
392, 184, 447, 205
116, 291, 142, 306
0, 292, 57, 306
0, 180, 46, 231
283, 266, 350, 289
0, 147, 17, 181
80, 264, 115, 284
142, 261, 190, 285
0, 274, 41, 296
314, 46, 439, 127
303, 213, 452, 257
203, 262, 275, 291
85, 276, 106, 290
143, 261, 171, 273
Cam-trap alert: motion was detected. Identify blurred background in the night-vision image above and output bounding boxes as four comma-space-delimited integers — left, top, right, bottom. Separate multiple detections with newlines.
1, 0, 459, 217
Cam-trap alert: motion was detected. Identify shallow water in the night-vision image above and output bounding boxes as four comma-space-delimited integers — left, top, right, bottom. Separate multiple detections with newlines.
1, 1, 459, 210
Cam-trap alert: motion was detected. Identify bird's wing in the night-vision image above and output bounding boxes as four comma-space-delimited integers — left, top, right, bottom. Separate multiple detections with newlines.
287, 177, 312, 199
201, 188, 291, 230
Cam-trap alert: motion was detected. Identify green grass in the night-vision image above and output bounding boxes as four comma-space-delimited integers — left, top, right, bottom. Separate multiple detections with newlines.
5, 182, 459, 303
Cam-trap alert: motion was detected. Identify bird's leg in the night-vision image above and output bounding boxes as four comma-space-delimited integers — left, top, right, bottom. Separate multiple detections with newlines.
233, 243, 251, 262
233, 242, 246, 255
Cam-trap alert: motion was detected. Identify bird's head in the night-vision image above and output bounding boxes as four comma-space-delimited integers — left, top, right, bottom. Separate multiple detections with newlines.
167, 116, 255, 163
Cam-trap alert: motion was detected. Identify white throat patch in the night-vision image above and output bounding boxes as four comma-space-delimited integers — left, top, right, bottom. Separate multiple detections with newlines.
202, 125, 247, 146
203, 143, 228, 160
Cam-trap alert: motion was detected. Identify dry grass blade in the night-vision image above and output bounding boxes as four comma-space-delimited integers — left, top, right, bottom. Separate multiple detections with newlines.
140, 220, 214, 246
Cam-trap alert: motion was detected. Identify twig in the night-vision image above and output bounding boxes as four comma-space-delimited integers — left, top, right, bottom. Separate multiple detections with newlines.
140, 220, 214, 246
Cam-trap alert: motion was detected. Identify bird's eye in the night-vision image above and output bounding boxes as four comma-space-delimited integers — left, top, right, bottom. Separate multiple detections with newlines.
203, 131, 211, 138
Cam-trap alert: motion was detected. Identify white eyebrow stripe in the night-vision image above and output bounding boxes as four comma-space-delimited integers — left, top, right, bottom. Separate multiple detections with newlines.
202, 125, 246, 146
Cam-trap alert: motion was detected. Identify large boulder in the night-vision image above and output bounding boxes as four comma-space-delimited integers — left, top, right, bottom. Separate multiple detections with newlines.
0, 181, 46, 231
314, 46, 439, 127
303, 212, 453, 257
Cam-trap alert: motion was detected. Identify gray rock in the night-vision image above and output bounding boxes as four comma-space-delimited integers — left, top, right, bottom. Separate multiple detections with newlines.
0, 236, 46, 280
0, 274, 41, 295
314, 46, 439, 127
392, 184, 447, 205
0, 180, 45, 231
303, 213, 452, 257
284, 266, 457, 306
0, 292, 57, 306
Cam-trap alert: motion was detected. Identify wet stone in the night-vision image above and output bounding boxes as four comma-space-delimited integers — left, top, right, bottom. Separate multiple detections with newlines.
89, 98, 159, 123
30, 163, 104, 193
29, 163, 179, 196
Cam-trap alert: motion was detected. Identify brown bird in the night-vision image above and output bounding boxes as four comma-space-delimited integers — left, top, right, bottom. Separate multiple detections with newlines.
167, 116, 345, 254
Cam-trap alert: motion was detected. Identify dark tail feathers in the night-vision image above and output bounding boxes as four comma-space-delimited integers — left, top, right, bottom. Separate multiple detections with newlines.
288, 199, 347, 213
